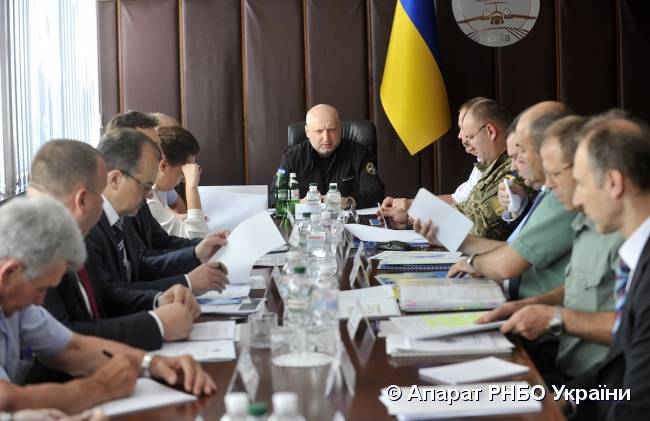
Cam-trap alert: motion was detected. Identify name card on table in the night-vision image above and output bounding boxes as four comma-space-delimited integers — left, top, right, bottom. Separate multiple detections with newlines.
325, 346, 357, 397
227, 348, 259, 399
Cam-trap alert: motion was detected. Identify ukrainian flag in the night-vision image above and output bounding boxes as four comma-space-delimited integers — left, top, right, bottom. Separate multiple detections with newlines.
380, 0, 451, 155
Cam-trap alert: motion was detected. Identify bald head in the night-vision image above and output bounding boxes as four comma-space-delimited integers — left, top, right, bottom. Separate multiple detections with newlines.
305, 104, 342, 157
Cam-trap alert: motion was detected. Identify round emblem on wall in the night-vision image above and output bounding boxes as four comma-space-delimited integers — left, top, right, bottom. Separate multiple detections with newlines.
452, 0, 540, 48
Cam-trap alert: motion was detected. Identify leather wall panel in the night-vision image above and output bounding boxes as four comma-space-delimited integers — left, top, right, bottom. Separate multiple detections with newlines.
120, 0, 180, 119
618, 0, 650, 122
182, 0, 245, 184
305, 0, 368, 119
243, 0, 306, 184
496, 0, 556, 116
557, 0, 617, 115
98, 0, 120, 130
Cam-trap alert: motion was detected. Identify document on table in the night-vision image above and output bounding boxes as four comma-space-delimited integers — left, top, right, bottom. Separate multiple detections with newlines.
189, 321, 236, 341
386, 332, 514, 358
155, 340, 236, 362
418, 357, 529, 385
197, 284, 251, 301
210, 210, 286, 284
97, 378, 196, 417
356, 206, 379, 215
389, 311, 505, 340
343, 224, 428, 243
379, 381, 541, 419
198, 186, 268, 232
337, 285, 400, 319
398, 278, 506, 312
407, 188, 474, 252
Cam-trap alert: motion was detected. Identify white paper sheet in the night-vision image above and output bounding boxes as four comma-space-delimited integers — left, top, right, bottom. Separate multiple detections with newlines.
418, 357, 529, 385
337, 285, 399, 319
155, 340, 236, 362
343, 224, 428, 243
355, 206, 380, 215
254, 251, 289, 267
390, 311, 506, 340
189, 321, 236, 341
407, 188, 474, 252
386, 332, 514, 357
97, 378, 196, 417
210, 211, 286, 283
198, 186, 268, 231
197, 284, 251, 300
201, 185, 267, 195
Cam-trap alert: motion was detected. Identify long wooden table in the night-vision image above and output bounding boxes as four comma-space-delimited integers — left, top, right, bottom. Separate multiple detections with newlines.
116, 228, 566, 421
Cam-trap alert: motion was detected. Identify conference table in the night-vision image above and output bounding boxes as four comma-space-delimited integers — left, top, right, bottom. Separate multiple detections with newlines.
115, 219, 565, 421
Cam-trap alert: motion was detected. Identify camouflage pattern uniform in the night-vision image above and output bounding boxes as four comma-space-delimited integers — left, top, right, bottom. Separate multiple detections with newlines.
455, 152, 513, 240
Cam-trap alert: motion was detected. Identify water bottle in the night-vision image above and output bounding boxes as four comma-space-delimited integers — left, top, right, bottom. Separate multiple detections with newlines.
268, 392, 306, 421
295, 212, 312, 250
305, 183, 321, 216
324, 183, 341, 219
306, 214, 328, 259
310, 272, 341, 357
274, 169, 289, 217
285, 266, 311, 328
220, 392, 250, 421
288, 173, 300, 216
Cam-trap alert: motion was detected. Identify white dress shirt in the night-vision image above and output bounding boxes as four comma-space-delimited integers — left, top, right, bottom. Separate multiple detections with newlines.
147, 188, 208, 239
451, 165, 483, 203
619, 216, 650, 293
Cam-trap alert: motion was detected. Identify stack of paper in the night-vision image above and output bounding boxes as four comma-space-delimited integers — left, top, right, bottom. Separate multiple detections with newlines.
344, 224, 428, 243
189, 321, 237, 341
407, 187, 474, 252
386, 332, 514, 358
97, 378, 196, 416
376, 251, 463, 272
155, 339, 236, 362
198, 185, 267, 232
398, 278, 506, 312
379, 381, 541, 419
337, 285, 400, 320
389, 311, 505, 340
196, 284, 251, 305
209, 210, 286, 284
418, 357, 530, 384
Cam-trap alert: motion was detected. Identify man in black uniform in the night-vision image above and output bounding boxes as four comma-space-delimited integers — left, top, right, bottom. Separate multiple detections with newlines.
272, 104, 384, 208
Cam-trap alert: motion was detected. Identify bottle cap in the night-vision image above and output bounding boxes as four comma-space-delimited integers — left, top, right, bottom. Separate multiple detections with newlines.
272, 392, 299, 416
248, 402, 268, 416
329, 183, 337, 189
290, 172, 297, 177
294, 266, 306, 274
302, 212, 311, 218
224, 392, 249, 416
309, 185, 318, 192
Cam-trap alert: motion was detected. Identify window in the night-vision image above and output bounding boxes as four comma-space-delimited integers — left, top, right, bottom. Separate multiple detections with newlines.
0, 0, 100, 197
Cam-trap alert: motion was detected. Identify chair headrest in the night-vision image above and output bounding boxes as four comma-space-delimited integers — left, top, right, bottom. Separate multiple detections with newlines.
287, 119, 377, 155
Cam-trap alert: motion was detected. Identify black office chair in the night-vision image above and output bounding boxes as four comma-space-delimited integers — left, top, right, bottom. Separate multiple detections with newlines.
287, 119, 378, 158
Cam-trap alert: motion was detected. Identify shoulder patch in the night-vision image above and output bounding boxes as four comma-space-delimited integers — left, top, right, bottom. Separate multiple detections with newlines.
365, 162, 377, 175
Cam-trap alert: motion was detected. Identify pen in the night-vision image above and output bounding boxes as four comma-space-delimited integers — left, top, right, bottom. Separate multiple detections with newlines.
377, 202, 388, 230
102, 350, 113, 358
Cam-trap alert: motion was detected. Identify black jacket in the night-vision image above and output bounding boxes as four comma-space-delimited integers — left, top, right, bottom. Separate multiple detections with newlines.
271, 139, 384, 208
86, 212, 198, 291
129, 204, 201, 257
569, 235, 650, 420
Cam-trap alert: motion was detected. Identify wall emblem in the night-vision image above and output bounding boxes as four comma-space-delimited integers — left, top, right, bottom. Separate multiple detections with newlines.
452, 0, 540, 47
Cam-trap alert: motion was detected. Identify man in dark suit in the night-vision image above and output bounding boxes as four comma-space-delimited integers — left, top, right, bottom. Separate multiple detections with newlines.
87, 128, 229, 294
567, 114, 650, 419
28, 139, 199, 351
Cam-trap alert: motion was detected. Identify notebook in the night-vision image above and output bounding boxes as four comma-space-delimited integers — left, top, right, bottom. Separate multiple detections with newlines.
418, 357, 530, 384
376, 251, 463, 272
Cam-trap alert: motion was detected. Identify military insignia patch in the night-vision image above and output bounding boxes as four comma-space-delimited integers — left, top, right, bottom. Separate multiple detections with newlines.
365, 162, 377, 175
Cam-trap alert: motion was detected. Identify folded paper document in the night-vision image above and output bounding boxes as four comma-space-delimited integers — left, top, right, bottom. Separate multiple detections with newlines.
97, 378, 196, 416
386, 332, 514, 358
390, 311, 505, 340
398, 278, 506, 312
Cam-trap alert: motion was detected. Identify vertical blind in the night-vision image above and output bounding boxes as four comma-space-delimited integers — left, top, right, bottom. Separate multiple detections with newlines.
0, 0, 100, 196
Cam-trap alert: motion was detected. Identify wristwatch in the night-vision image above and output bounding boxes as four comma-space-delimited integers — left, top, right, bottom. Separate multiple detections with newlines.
549, 306, 564, 336
141, 352, 154, 378
466, 254, 478, 268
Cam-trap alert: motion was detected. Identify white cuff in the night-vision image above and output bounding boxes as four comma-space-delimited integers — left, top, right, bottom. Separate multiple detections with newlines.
186, 208, 204, 220
148, 311, 165, 339
184, 274, 193, 291
153, 292, 163, 309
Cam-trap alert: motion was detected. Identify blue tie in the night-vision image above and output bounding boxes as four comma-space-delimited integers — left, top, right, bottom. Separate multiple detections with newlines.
612, 260, 631, 334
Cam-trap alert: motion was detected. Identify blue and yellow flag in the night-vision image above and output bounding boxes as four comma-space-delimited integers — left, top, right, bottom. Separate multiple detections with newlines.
380, 0, 451, 155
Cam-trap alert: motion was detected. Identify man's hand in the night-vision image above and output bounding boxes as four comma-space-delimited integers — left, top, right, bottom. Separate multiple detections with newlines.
181, 164, 201, 189
88, 355, 139, 400
477, 301, 526, 324
158, 285, 200, 319
500, 304, 556, 340
153, 302, 194, 341
497, 182, 511, 209
194, 231, 229, 263
379, 197, 411, 229
412, 219, 442, 247
446, 260, 483, 278
150, 355, 217, 396
498, 182, 526, 214
187, 261, 229, 295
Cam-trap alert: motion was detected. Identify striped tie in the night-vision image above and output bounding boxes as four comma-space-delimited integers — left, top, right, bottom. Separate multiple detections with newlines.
612, 260, 631, 334
112, 218, 132, 282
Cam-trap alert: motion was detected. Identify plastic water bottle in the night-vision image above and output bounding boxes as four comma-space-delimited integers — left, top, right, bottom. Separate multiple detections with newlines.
306, 214, 328, 258
220, 392, 250, 421
288, 173, 300, 216
274, 170, 289, 217
310, 272, 340, 357
268, 392, 306, 421
295, 212, 312, 250
324, 183, 341, 219
305, 183, 321, 216
285, 266, 311, 328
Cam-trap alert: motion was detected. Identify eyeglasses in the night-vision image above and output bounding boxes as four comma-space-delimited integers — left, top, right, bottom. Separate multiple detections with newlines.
463, 124, 488, 144
544, 163, 573, 183
120, 169, 154, 193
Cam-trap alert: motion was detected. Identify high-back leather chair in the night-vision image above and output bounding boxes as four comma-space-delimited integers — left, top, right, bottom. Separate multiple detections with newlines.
287, 119, 378, 158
